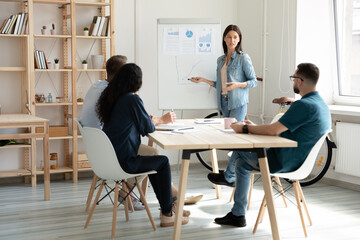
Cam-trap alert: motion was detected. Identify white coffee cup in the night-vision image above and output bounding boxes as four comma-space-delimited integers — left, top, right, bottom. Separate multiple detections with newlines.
224, 117, 236, 129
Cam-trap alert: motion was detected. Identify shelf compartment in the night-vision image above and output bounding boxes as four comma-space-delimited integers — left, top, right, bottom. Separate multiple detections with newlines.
35, 102, 73, 106
0, 34, 28, 38
76, 35, 110, 39
76, 1, 110, 7
36, 135, 74, 141
34, 34, 71, 38
36, 166, 73, 174
35, 69, 72, 72
0, 169, 31, 177
33, 0, 70, 5
0, 67, 26, 72
77, 69, 105, 72
0, 144, 31, 149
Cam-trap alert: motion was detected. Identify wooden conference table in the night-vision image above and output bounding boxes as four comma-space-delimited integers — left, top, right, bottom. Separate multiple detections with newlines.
0, 114, 50, 200
148, 119, 297, 240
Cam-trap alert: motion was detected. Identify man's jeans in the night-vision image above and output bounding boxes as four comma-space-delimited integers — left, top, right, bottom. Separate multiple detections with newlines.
226, 151, 260, 216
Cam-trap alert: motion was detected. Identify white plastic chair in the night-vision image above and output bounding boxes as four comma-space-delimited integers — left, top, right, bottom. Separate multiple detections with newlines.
75, 119, 137, 213
79, 123, 157, 239
253, 129, 332, 238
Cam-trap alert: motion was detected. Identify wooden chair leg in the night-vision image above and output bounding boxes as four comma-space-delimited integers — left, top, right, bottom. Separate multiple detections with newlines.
253, 195, 267, 233
274, 176, 287, 207
122, 181, 130, 221
85, 174, 98, 212
112, 182, 120, 239
293, 181, 308, 237
297, 181, 312, 226
247, 173, 255, 209
229, 187, 235, 202
210, 148, 222, 199
141, 176, 149, 199
84, 180, 105, 229
136, 181, 157, 231
124, 182, 135, 213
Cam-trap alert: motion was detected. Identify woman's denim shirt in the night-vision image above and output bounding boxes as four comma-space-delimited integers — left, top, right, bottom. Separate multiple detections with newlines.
213, 51, 257, 110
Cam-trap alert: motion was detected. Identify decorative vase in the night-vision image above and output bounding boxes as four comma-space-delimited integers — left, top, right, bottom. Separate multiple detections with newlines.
41, 29, 46, 35
82, 64, 88, 69
91, 55, 104, 69
50, 29, 55, 35
83, 30, 89, 36
54, 63, 59, 69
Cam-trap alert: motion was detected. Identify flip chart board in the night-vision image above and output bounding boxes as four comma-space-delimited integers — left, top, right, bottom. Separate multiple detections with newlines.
157, 18, 222, 110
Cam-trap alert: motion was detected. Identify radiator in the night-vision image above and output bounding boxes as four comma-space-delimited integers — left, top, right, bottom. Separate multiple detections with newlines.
335, 122, 360, 177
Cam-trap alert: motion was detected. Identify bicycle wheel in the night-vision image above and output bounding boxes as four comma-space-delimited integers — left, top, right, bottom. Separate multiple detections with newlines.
285, 137, 336, 186
196, 111, 222, 171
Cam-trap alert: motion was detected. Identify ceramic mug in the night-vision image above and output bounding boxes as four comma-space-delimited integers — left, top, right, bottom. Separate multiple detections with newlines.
224, 117, 236, 129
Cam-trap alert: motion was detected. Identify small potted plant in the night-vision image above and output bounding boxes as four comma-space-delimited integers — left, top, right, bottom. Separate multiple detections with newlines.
54, 58, 59, 69
41, 25, 47, 35
82, 60, 88, 69
50, 24, 55, 35
83, 27, 89, 36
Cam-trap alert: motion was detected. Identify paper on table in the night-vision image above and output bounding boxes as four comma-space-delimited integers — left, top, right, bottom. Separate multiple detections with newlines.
194, 118, 222, 124
219, 129, 235, 133
156, 122, 185, 131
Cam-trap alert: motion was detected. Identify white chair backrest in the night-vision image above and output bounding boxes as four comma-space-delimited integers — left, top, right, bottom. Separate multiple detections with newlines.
81, 126, 137, 181
274, 129, 332, 180
271, 113, 284, 124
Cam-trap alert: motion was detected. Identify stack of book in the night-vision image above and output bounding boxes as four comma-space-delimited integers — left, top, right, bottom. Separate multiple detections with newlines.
34, 50, 49, 69
88, 16, 110, 36
0, 12, 28, 35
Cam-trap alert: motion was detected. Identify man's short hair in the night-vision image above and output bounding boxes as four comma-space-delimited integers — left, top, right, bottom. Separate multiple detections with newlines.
106, 55, 127, 80
296, 63, 319, 86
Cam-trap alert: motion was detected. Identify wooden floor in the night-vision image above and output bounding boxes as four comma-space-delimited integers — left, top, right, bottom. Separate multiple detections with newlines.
0, 165, 360, 240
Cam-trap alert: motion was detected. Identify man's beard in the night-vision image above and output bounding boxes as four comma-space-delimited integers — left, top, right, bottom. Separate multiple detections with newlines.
293, 86, 300, 94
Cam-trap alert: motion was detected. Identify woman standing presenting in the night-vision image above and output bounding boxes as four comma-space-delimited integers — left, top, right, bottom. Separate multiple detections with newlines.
190, 24, 257, 122
190, 24, 257, 185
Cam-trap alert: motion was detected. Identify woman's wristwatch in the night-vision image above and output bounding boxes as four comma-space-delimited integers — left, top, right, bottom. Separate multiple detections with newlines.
242, 124, 249, 134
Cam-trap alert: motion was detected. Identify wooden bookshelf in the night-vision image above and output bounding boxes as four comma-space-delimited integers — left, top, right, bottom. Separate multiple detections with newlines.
28, 0, 114, 184
0, 0, 114, 186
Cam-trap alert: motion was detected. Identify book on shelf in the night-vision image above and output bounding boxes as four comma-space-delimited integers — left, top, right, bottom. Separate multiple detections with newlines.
88, 16, 97, 36
16, 13, 25, 35
97, 16, 106, 36
91, 16, 101, 36
2, 15, 14, 34
34, 50, 48, 69
0, 13, 28, 35
101, 16, 110, 36
0, 17, 9, 33
7, 15, 18, 34
20, 13, 28, 34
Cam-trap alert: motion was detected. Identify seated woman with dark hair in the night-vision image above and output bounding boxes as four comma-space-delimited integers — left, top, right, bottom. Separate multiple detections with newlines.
96, 63, 189, 227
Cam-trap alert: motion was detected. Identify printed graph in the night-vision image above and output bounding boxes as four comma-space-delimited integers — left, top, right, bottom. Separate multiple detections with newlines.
198, 32, 212, 53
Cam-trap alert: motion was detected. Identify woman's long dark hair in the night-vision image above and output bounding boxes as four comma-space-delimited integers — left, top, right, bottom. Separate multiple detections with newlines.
96, 63, 142, 124
222, 24, 242, 54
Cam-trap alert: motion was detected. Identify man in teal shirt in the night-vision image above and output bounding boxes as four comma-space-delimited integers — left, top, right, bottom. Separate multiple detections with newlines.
211, 63, 331, 227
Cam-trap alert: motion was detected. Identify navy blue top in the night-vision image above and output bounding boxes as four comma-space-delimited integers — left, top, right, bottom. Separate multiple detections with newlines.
267, 91, 331, 173
102, 93, 155, 169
